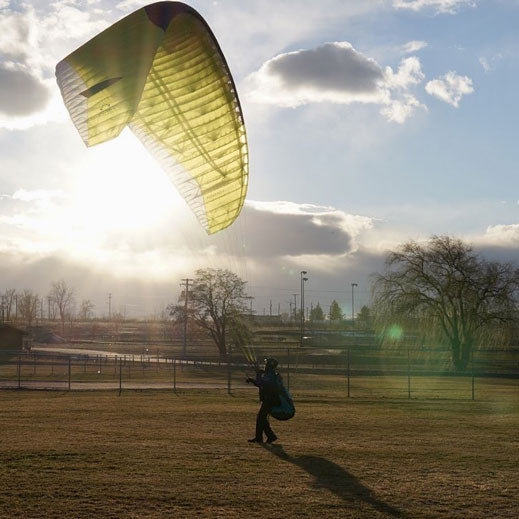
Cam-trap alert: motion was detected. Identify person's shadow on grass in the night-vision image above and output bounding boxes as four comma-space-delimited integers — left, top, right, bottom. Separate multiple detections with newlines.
262, 444, 404, 517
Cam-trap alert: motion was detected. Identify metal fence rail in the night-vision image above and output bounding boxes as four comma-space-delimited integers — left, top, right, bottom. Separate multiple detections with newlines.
0, 347, 517, 399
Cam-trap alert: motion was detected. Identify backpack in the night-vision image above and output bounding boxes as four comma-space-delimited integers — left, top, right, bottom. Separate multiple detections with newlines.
269, 378, 295, 421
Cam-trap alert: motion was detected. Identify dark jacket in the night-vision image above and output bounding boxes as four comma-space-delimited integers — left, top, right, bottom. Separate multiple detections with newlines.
252, 367, 282, 405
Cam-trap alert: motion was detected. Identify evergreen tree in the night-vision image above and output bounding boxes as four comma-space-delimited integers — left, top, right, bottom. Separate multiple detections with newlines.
329, 300, 343, 321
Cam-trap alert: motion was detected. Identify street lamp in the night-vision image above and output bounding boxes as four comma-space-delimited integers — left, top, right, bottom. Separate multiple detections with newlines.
351, 283, 358, 327
301, 271, 308, 346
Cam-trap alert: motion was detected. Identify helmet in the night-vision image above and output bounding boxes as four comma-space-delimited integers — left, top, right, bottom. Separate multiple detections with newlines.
264, 357, 278, 369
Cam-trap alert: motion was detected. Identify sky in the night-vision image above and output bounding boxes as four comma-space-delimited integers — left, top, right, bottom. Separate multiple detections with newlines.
0, 0, 518, 318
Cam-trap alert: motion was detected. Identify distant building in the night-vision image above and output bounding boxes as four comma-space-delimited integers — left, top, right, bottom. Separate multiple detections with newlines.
0, 324, 30, 351
250, 315, 283, 326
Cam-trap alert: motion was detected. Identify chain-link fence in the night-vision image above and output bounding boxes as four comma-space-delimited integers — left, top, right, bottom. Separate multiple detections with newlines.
0, 347, 517, 399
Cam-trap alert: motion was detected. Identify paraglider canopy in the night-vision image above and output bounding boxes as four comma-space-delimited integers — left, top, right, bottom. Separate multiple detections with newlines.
56, 1, 248, 234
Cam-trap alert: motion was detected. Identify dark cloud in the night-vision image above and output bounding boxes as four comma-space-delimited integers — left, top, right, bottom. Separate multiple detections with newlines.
211, 204, 356, 258
474, 244, 519, 265
267, 42, 384, 94
0, 66, 50, 116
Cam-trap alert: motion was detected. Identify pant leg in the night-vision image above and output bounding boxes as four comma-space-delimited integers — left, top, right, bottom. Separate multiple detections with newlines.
255, 401, 276, 441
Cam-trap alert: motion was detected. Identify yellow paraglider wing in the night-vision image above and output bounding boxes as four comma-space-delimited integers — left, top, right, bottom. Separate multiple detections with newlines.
55, 2, 248, 234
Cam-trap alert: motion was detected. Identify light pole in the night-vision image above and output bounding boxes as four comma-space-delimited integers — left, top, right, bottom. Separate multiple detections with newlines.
301, 271, 308, 346
351, 283, 358, 327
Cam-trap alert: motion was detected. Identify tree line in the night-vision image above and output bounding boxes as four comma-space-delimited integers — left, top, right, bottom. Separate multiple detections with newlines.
2, 235, 518, 371
168, 236, 519, 371
0, 280, 93, 333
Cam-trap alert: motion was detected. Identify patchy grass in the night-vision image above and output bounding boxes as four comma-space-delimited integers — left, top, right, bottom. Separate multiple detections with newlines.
0, 390, 517, 518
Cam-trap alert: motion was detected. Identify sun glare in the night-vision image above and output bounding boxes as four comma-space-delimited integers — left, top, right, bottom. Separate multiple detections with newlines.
72, 129, 183, 232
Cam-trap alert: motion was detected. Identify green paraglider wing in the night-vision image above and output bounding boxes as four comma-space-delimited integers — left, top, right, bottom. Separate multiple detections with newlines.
56, 1, 248, 234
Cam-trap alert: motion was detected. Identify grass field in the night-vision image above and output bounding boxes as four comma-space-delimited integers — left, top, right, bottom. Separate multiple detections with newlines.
0, 389, 517, 518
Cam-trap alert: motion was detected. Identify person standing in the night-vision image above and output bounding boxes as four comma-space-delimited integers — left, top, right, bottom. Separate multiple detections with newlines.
246, 358, 282, 444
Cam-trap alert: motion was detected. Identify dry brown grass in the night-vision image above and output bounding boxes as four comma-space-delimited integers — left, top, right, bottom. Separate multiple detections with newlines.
0, 389, 517, 518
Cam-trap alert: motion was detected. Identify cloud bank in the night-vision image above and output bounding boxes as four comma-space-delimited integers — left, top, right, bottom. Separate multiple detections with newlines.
0, 1, 111, 127
245, 42, 426, 123
239, 201, 374, 258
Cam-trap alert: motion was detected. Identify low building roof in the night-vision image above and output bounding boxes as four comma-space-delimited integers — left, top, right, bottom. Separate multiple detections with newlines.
0, 324, 28, 335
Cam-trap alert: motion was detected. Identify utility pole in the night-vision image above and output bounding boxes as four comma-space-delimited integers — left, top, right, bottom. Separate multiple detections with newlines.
108, 293, 112, 321
300, 271, 308, 346
351, 283, 358, 327
292, 294, 298, 321
180, 278, 193, 358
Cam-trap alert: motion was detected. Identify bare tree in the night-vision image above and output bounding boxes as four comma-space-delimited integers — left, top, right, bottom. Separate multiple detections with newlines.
79, 299, 95, 320
18, 290, 39, 326
169, 268, 250, 358
49, 280, 75, 333
372, 235, 519, 370
47, 296, 58, 320
2, 289, 16, 322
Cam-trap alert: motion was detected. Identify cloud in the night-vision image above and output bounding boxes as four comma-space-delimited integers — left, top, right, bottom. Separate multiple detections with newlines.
385, 56, 425, 89
115, 0, 146, 9
425, 71, 474, 107
245, 42, 426, 123
480, 224, 519, 246
402, 40, 428, 54
245, 42, 387, 107
0, 194, 381, 316
380, 94, 426, 123
393, 0, 476, 14
479, 53, 505, 73
479, 57, 491, 73
11, 188, 66, 202
237, 201, 374, 258
0, 64, 50, 116
0, 2, 111, 127
0, 7, 35, 62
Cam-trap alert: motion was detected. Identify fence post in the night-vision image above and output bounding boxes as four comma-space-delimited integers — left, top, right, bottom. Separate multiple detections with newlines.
471, 350, 475, 401
287, 348, 290, 391
407, 349, 411, 400
17, 354, 21, 389
119, 356, 122, 396
68, 356, 71, 391
347, 348, 350, 398
173, 358, 177, 392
